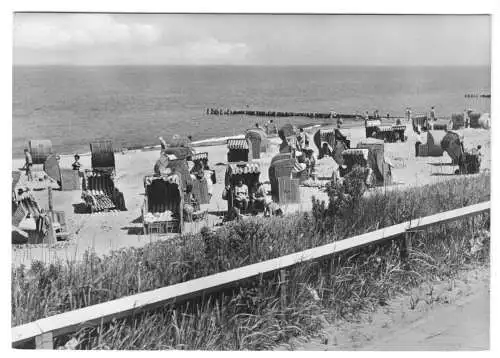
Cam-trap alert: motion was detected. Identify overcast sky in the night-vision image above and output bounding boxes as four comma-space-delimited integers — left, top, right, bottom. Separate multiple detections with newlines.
13, 13, 490, 66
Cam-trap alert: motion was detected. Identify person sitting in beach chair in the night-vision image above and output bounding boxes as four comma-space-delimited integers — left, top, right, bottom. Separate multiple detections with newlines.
303, 145, 316, 179
190, 160, 204, 179
234, 180, 249, 212
251, 181, 267, 212
72, 154, 82, 171
183, 184, 198, 222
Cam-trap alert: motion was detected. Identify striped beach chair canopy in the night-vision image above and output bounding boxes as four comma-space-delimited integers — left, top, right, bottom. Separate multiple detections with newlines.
377, 125, 393, 132
342, 148, 370, 162
144, 173, 182, 187
191, 152, 208, 162
226, 162, 260, 176
366, 120, 382, 128
227, 139, 249, 150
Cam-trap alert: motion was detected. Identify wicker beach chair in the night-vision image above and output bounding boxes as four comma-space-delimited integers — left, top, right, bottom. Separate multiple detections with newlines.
143, 173, 184, 234
224, 162, 261, 215
29, 140, 53, 165
245, 129, 269, 159
89, 140, 116, 175
227, 139, 253, 163
355, 138, 393, 185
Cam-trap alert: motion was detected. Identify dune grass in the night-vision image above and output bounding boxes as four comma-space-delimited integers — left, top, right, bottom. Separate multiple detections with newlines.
12, 173, 490, 349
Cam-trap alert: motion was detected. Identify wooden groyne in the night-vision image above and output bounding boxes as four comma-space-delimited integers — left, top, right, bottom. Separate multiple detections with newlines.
205, 108, 400, 120
464, 93, 491, 98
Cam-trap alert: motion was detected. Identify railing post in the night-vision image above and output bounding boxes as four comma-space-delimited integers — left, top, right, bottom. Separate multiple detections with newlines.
35, 332, 53, 349
400, 230, 413, 270
280, 269, 287, 309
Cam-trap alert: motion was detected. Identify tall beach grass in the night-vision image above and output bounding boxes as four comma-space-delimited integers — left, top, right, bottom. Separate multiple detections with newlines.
12, 173, 490, 349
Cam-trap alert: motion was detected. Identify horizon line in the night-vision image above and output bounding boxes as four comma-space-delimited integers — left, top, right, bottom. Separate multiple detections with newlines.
12, 63, 491, 67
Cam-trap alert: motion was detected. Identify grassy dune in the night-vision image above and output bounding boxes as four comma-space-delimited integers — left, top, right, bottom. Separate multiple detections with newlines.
12, 173, 490, 349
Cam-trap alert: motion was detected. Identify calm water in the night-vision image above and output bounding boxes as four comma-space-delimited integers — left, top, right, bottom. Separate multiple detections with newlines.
13, 65, 490, 157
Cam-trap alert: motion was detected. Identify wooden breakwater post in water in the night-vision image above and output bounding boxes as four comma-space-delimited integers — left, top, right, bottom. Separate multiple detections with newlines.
205, 108, 396, 120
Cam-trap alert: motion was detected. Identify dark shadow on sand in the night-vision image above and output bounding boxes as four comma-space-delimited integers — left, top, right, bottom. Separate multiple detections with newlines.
207, 210, 226, 217
428, 162, 455, 167
121, 226, 144, 235
72, 203, 89, 214
431, 173, 456, 177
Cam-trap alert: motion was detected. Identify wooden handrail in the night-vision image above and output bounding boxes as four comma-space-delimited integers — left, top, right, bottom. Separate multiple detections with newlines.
12, 201, 490, 349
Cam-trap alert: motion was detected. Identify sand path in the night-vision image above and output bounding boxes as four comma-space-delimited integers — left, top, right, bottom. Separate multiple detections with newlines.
276, 266, 489, 351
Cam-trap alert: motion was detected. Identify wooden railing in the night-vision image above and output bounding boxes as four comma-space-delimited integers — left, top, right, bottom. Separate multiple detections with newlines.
12, 201, 490, 349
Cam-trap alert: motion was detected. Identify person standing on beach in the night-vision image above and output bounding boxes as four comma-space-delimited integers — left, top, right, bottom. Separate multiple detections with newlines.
336, 115, 343, 129
414, 127, 425, 156
72, 154, 81, 171
405, 107, 412, 122
430, 106, 436, 121
158, 136, 167, 151
364, 111, 370, 127
23, 149, 33, 181
297, 128, 306, 150
269, 119, 278, 135
464, 109, 470, 128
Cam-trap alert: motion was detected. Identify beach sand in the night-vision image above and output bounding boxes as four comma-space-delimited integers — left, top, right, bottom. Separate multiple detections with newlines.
12, 123, 490, 267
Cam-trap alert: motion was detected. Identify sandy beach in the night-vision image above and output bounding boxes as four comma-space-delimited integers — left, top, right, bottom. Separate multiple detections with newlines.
11, 123, 491, 267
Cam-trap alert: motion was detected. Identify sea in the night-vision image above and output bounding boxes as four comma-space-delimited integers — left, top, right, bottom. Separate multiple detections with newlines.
12, 65, 490, 158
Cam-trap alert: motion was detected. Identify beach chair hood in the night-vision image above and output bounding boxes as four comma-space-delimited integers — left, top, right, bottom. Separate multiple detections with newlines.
144, 173, 182, 213
441, 131, 464, 164
356, 139, 391, 183
278, 124, 296, 140
165, 135, 192, 148
226, 162, 261, 176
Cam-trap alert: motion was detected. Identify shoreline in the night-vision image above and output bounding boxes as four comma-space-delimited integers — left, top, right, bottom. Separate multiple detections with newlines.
11, 123, 327, 161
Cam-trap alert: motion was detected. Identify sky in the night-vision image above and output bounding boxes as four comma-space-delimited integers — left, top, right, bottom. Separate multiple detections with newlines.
13, 13, 491, 66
